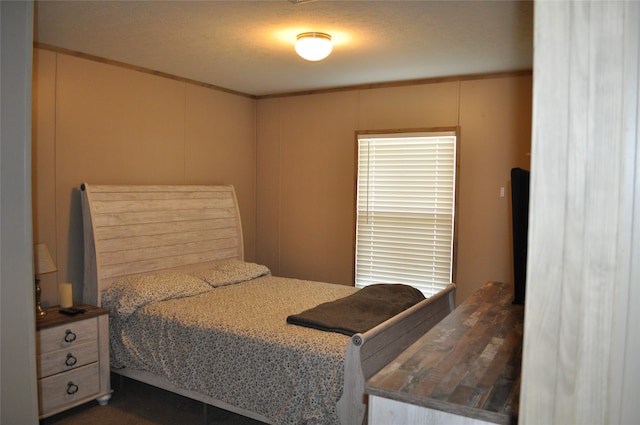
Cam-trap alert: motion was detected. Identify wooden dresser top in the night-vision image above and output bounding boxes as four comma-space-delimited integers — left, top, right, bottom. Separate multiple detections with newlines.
36, 303, 110, 330
366, 281, 524, 425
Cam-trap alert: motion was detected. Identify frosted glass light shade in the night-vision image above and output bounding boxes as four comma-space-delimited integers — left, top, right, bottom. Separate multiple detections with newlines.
295, 32, 333, 61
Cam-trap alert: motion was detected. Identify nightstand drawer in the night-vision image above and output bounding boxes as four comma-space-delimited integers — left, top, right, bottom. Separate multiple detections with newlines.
38, 340, 98, 378
36, 304, 111, 419
38, 317, 97, 352
38, 362, 100, 415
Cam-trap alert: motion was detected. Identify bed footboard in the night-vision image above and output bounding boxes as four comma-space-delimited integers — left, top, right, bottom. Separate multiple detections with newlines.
336, 283, 456, 425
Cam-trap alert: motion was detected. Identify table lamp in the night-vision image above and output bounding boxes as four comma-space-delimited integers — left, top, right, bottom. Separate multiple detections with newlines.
34, 243, 57, 316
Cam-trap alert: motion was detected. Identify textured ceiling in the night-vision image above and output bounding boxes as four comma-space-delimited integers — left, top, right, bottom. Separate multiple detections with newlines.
34, 1, 534, 97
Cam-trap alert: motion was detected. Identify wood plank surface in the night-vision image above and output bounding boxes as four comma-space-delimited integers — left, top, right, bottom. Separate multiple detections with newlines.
520, 2, 640, 425
366, 281, 523, 424
36, 304, 110, 330
337, 283, 456, 425
81, 184, 245, 305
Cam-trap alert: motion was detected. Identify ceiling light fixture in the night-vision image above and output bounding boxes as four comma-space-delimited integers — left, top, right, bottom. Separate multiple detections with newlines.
295, 32, 333, 61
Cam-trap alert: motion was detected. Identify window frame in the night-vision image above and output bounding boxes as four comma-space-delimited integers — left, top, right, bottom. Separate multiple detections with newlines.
353, 127, 460, 297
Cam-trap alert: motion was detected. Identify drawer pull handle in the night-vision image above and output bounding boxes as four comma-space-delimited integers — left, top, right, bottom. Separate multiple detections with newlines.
65, 353, 77, 367
66, 382, 79, 395
64, 329, 77, 343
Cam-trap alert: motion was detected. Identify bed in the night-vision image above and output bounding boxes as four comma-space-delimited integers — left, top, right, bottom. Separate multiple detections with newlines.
80, 183, 456, 425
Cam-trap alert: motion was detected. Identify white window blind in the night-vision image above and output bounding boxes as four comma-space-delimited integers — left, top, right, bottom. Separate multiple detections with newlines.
355, 131, 457, 297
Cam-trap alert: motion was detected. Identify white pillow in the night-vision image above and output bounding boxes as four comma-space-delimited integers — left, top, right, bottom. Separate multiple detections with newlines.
102, 272, 213, 319
190, 260, 270, 288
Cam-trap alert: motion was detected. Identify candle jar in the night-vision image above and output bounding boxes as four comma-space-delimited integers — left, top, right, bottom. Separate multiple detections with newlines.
58, 283, 73, 308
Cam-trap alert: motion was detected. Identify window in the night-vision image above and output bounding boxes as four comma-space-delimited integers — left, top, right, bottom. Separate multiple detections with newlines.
355, 129, 458, 297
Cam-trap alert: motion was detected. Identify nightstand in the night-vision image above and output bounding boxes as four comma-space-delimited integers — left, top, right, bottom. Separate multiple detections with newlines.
36, 303, 111, 419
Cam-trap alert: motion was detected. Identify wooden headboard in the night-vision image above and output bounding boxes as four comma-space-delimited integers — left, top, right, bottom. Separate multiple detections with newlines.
81, 183, 244, 306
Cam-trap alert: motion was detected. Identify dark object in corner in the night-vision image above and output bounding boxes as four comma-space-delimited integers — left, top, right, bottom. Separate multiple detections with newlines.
511, 167, 530, 305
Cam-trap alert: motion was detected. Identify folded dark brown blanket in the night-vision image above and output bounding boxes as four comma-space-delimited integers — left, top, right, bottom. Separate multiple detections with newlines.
286, 284, 425, 336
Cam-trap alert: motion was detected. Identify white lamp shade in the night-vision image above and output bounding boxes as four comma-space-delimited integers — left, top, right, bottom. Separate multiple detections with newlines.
34, 243, 57, 275
295, 32, 333, 61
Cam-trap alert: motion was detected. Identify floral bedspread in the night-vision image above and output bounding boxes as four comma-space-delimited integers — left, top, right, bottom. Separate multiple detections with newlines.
108, 275, 359, 425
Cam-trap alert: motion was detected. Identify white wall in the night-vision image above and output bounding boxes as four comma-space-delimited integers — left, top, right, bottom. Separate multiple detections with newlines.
0, 1, 40, 423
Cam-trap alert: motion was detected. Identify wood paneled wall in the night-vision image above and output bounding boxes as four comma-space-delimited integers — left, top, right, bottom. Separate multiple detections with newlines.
257, 76, 532, 303
32, 47, 532, 308
32, 49, 257, 307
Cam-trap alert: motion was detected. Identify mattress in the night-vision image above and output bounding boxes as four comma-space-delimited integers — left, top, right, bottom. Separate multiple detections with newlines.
108, 275, 359, 425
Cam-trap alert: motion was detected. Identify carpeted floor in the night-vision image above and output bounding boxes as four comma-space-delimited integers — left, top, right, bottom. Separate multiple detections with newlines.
40, 374, 267, 425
